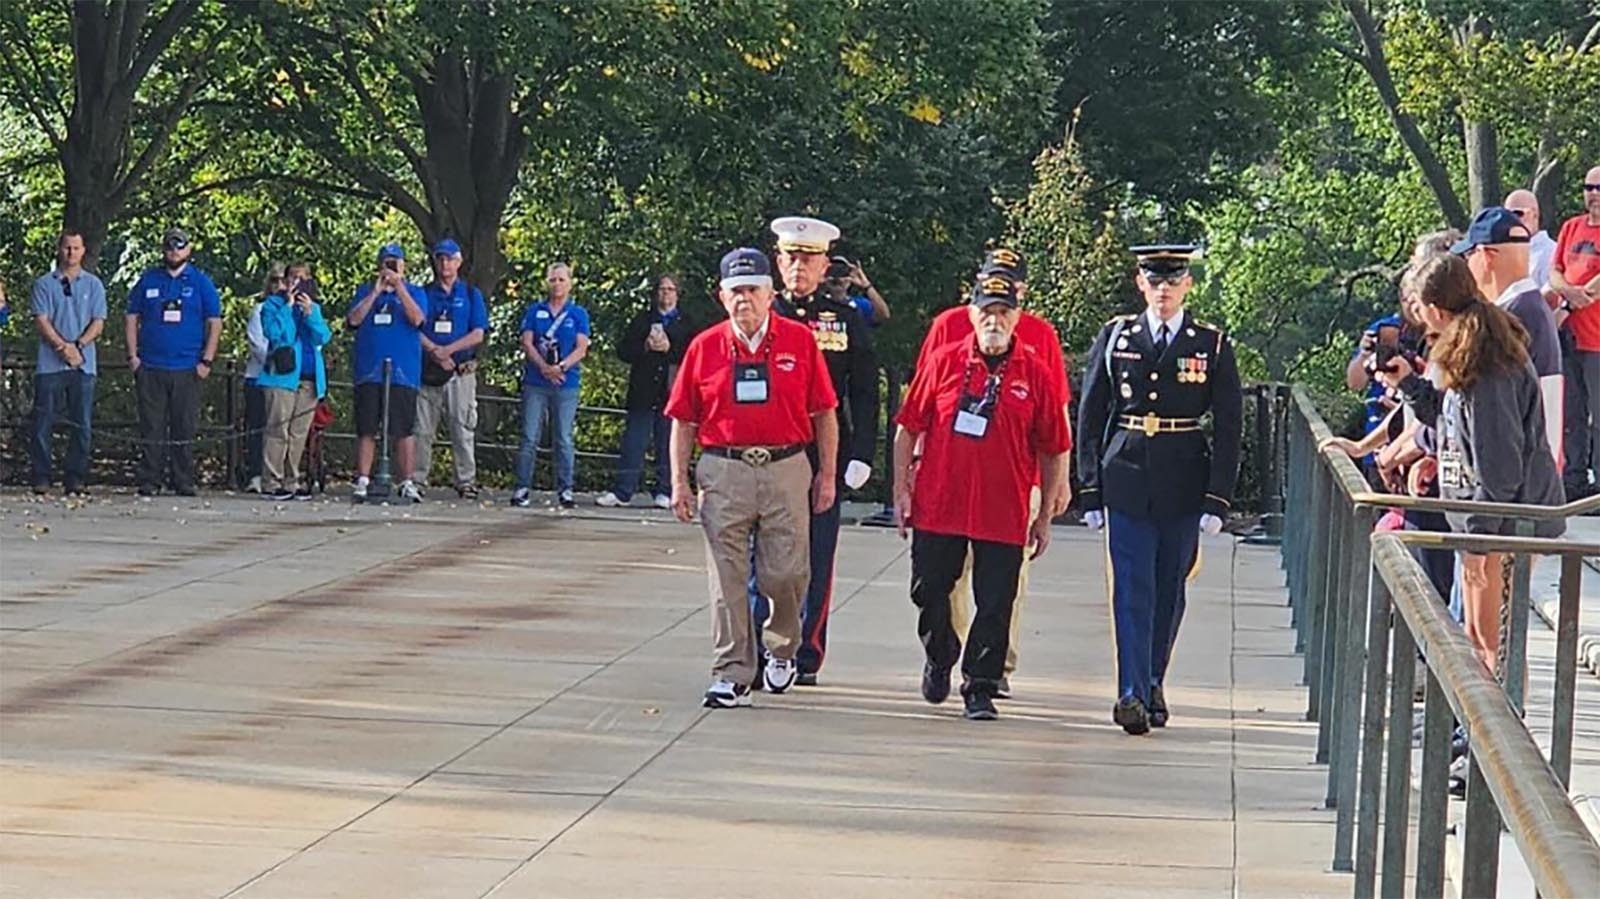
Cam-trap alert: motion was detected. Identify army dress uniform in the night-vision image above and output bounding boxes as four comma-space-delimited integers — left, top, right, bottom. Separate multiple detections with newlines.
768, 217, 879, 681
1077, 249, 1241, 735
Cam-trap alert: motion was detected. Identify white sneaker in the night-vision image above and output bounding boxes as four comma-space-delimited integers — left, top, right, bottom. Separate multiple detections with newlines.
764, 656, 798, 694
246, 475, 263, 494
400, 480, 423, 504
352, 476, 370, 501
653, 494, 671, 509
702, 679, 752, 708
595, 491, 624, 508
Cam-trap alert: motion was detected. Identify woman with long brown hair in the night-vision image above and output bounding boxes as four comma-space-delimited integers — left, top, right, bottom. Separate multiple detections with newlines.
1378, 253, 1564, 673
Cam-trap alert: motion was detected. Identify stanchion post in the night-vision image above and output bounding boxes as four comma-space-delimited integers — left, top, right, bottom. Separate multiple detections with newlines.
861, 365, 900, 528
372, 357, 394, 498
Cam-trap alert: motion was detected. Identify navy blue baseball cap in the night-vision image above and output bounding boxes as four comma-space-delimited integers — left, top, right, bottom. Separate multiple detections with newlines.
1451, 207, 1530, 255
377, 243, 406, 262
433, 238, 462, 258
719, 247, 772, 290
978, 246, 1027, 283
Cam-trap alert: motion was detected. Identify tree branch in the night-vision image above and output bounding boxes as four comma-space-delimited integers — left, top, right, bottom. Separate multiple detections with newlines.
335, 41, 429, 184
1341, 0, 1467, 228
0, 25, 66, 149
109, 26, 225, 211
1, 13, 70, 124
119, 0, 194, 95
126, 171, 385, 219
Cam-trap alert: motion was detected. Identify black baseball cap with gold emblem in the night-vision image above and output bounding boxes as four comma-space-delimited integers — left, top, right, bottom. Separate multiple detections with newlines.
1130, 243, 1200, 278
969, 272, 1020, 308
978, 246, 1027, 283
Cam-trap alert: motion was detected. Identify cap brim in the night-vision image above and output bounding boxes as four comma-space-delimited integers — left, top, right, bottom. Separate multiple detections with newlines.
777, 242, 830, 255
720, 275, 772, 290
1448, 238, 1474, 256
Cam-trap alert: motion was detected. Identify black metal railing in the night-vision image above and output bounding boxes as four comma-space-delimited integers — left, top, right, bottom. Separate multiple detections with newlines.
1279, 384, 1600, 897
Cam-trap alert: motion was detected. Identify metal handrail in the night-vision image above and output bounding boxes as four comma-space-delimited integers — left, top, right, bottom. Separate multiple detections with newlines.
1291, 384, 1600, 518
1371, 535, 1600, 898
1274, 381, 1599, 898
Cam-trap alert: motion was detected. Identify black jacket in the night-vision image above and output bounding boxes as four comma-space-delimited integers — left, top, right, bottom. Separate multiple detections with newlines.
1077, 310, 1243, 519
777, 291, 878, 473
618, 307, 698, 412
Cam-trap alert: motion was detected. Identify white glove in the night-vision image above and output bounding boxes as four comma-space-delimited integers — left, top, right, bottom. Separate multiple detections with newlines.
1083, 510, 1105, 531
1200, 514, 1223, 536
844, 460, 872, 490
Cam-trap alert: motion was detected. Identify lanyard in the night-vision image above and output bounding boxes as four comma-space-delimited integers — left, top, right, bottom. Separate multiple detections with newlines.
543, 306, 570, 342
961, 349, 1009, 417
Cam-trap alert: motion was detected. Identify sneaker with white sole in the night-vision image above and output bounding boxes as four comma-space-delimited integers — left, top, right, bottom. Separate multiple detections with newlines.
510, 488, 531, 508
653, 494, 671, 510
764, 656, 798, 694
246, 475, 263, 494
400, 480, 423, 504
702, 679, 752, 708
352, 476, 370, 502
595, 491, 624, 508
558, 490, 576, 508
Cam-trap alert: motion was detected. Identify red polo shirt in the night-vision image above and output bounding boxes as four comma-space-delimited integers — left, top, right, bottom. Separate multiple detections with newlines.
919, 306, 1072, 405
1554, 214, 1600, 351
896, 339, 1072, 547
665, 316, 837, 447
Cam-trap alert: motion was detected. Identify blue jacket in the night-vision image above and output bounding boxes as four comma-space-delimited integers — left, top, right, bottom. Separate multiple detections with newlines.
254, 294, 331, 397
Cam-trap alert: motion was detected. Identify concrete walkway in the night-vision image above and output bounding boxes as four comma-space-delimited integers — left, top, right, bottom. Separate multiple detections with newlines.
1, 490, 1349, 898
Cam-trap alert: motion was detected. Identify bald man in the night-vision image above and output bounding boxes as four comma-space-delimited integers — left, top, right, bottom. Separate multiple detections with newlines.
1550, 166, 1600, 497
1504, 189, 1558, 289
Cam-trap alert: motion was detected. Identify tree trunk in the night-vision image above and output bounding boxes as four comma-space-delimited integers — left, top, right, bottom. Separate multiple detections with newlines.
1463, 118, 1500, 213
408, 51, 525, 296
1531, 131, 1563, 232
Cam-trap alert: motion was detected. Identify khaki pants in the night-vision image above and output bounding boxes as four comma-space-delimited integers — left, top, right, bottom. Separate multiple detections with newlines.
413, 370, 479, 487
950, 486, 1040, 676
262, 382, 318, 492
698, 452, 811, 684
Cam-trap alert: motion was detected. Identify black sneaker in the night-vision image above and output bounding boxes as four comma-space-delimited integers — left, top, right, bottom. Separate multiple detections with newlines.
994, 676, 1012, 700
64, 482, 88, 497
175, 486, 198, 497
271, 489, 295, 501
136, 484, 158, 497
509, 488, 531, 508
921, 662, 952, 705
294, 488, 313, 501
1114, 696, 1151, 735
795, 672, 818, 687
558, 490, 576, 509
31, 482, 50, 496
1149, 685, 1169, 728
963, 691, 999, 721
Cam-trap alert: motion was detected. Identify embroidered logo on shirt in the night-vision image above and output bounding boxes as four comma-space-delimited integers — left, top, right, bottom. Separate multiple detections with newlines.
775, 353, 798, 373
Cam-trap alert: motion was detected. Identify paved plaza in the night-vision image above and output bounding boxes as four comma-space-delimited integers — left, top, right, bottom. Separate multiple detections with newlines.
3, 490, 1377, 897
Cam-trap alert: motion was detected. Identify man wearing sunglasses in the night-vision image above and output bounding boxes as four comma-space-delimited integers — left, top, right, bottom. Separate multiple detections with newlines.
1077, 244, 1243, 735
125, 227, 222, 497
1550, 166, 1600, 499
29, 231, 107, 495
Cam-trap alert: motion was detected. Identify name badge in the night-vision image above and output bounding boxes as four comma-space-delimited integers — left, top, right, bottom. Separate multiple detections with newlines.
954, 410, 989, 438
734, 361, 769, 404
145, 288, 160, 298
433, 319, 452, 334
161, 298, 182, 323
373, 312, 394, 326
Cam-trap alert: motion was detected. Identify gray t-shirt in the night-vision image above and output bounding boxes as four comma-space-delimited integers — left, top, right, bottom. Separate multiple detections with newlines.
32, 269, 108, 375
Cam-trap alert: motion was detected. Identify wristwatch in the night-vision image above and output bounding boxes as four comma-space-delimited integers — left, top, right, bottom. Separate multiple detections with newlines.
199, 358, 214, 368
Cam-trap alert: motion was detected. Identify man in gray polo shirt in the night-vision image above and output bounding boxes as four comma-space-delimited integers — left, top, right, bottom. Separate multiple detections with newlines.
30, 230, 108, 495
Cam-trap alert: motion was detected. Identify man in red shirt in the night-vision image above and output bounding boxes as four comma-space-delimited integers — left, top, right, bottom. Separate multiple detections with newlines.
1551, 164, 1600, 496
666, 248, 839, 709
912, 248, 1071, 697
892, 272, 1071, 720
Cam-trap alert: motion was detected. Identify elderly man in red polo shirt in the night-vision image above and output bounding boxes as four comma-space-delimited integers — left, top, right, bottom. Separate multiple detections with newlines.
913, 247, 1071, 698
892, 272, 1071, 720
666, 248, 839, 709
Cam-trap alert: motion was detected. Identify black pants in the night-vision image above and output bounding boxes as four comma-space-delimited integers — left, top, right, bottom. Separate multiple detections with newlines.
1560, 328, 1592, 493
910, 531, 1022, 695
136, 368, 201, 492
243, 378, 266, 484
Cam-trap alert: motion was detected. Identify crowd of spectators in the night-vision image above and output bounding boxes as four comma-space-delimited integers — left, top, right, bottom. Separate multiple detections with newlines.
8, 230, 891, 504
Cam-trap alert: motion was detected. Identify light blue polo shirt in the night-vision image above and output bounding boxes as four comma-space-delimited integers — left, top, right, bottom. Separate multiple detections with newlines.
32, 269, 109, 375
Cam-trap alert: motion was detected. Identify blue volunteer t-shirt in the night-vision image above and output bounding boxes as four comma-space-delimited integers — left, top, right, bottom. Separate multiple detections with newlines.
424, 280, 490, 363
351, 282, 427, 388
520, 300, 590, 390
127, 265, 223, 371
1354, 314, 1404, 435
848, 294, 877, 327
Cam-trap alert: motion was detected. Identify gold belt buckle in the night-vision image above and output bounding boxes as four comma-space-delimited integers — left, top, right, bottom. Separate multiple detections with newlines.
1142, 412, 1159, 438
740, 446, 772, 466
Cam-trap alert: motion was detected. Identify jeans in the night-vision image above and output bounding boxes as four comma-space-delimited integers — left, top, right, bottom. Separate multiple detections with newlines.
612, 407, 670, 500
31, 370, 95, 486
515, 386, 579, 491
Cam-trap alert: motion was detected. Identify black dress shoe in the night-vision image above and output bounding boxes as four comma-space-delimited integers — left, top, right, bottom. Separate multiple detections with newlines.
963, 691, 998, 721
921, 662, 952, 705
1113, 696, 1151, 735
136, 484, 158, 497
31, 482, 50, 495
1149, 685, 1169, 728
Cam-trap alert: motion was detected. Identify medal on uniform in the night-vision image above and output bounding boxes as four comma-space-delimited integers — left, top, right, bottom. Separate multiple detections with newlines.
1120, 383, 1133, 399
1177, 358, 1189, 383
1197, 357, 1208, 384
1117, 337, 1129, 350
